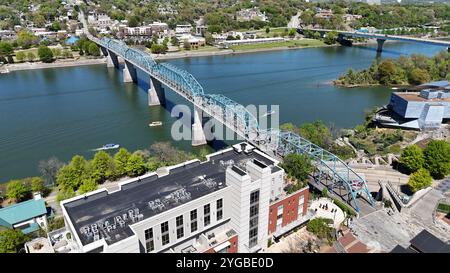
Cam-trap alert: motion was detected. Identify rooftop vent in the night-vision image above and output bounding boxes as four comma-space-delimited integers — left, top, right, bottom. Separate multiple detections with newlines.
252, 159, 267, 169
231, 165, 246, 176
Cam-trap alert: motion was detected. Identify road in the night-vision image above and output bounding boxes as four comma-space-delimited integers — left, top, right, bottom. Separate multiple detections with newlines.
287, 11, 301, 29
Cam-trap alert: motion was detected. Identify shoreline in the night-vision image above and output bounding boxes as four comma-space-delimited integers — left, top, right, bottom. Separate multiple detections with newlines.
2, 35, 448, 71
1, 58, 106, 73
154, 42, 341, 61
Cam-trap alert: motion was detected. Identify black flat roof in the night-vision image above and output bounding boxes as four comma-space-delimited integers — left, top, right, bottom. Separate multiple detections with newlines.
409, 230, 450, 253
390, 245, 417, 253
64, 147, 276, 246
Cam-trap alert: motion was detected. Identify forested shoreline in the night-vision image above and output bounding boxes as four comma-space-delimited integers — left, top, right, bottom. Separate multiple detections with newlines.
335, 51, 450, 87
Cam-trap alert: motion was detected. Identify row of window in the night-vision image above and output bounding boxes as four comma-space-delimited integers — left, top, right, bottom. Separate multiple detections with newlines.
249, 190, 260, 248
144, 198, 223, 252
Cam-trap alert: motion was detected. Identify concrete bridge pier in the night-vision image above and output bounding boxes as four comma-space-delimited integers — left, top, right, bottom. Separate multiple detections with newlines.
148, 76, 165, 106
123, 60, 137, 83
376, 39, 386, 53
192, 105, 207, 146
100, 46, 108, 57
106, 50, 119, 68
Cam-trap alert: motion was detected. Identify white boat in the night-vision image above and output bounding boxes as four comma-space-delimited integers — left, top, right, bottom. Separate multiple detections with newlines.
92, 144, 120, 151
149, 121, 163, 127
261, 110, 275, 117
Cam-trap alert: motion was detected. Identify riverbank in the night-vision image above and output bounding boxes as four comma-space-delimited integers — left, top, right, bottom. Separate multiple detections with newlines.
1, 57, 106, 73
154, 41, 340, 60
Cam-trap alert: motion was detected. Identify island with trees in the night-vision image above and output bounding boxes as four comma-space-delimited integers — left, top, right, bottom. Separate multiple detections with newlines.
335, 51, 450, 87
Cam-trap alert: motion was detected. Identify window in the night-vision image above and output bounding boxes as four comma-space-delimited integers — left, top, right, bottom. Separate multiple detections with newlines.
250, 191, 259, 205
216, 199, 223, 221
204, 204, 210, 214
161, 221, 169, 246
144, 228, 154, 252
250, 204, 259, 217
204, 215, 210, 226
176, 215, 184, 239
298, 196, 305, 216
190, 209, 197, 233
277, 205, 283, 215
248, 190, 260, 249
204, 204, 211, 227
249, 227, 258, 248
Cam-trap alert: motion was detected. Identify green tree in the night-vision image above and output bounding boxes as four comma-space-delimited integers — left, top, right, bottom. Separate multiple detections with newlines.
6, 180, 30, 202
408, 168, 432, 193
125, 153, 147, 177
265, 27, 270, 34
171, 36, 179, 46
299, 121, 332, 149
0, 41, 13, 56
150, 44, 166, 54
0, 228, 29, 253
52, 21, 60, 31
91, 151, 116, 183
52, 48, 62, 59
15, 51, 26, 62
114, 148, 131, 177
204, 32, 214, 46
376, 60, 406, 85
399, 145, 424, 174
423, 140, 450, 179
78, 178, 98, 194
281, 153, 313, 182
88, 42, 100, 56
324, 31, 338, 45
306, 217, 335, 244
16, 30, 36, 49
27, 51, 35, 62
183, 40, 191, 51
30, 177, 46, 194
56, 155, 90, 190
408, 68, 431, 85
37, 45, 54, 63
288, 28, 296, 38
56, 187, 75, 202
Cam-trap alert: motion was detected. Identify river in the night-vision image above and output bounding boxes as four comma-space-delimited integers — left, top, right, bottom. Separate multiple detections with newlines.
0, 41, 446, 182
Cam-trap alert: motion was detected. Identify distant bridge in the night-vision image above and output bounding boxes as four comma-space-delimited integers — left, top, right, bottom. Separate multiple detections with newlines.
299, 27, 450, 53
82, 17, 374, 214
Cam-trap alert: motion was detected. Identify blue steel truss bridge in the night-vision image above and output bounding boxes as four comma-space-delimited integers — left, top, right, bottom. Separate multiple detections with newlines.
85, 33, 375, 215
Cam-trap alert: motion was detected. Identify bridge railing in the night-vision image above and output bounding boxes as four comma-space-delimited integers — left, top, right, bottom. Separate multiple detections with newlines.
89, 35, 375, 213
277, 131, 374, 211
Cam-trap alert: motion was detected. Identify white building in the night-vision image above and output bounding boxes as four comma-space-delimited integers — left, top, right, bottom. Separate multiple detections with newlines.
236, 7, 267, 22
61, 143, 310, 253
175, 24, 193, 36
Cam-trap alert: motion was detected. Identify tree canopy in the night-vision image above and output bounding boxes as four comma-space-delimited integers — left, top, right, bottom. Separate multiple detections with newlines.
408, 168, 432, 193
281, 153, 313, 182
5, 180, 30, 202
423, 140, 450, 179
37, 45, 54, 63
0, 228, 29, 253
336, 51, 449, 86
399, 145, 424, 174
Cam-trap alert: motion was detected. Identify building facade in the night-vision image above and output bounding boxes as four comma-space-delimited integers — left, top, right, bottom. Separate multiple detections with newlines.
375, 81, 450, 130
61, 143, 310, 253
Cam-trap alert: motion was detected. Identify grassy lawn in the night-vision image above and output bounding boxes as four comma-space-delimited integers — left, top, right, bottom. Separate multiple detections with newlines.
230, 39, 326, 51
177, 45, 221, 53
12, 45, 79, 62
